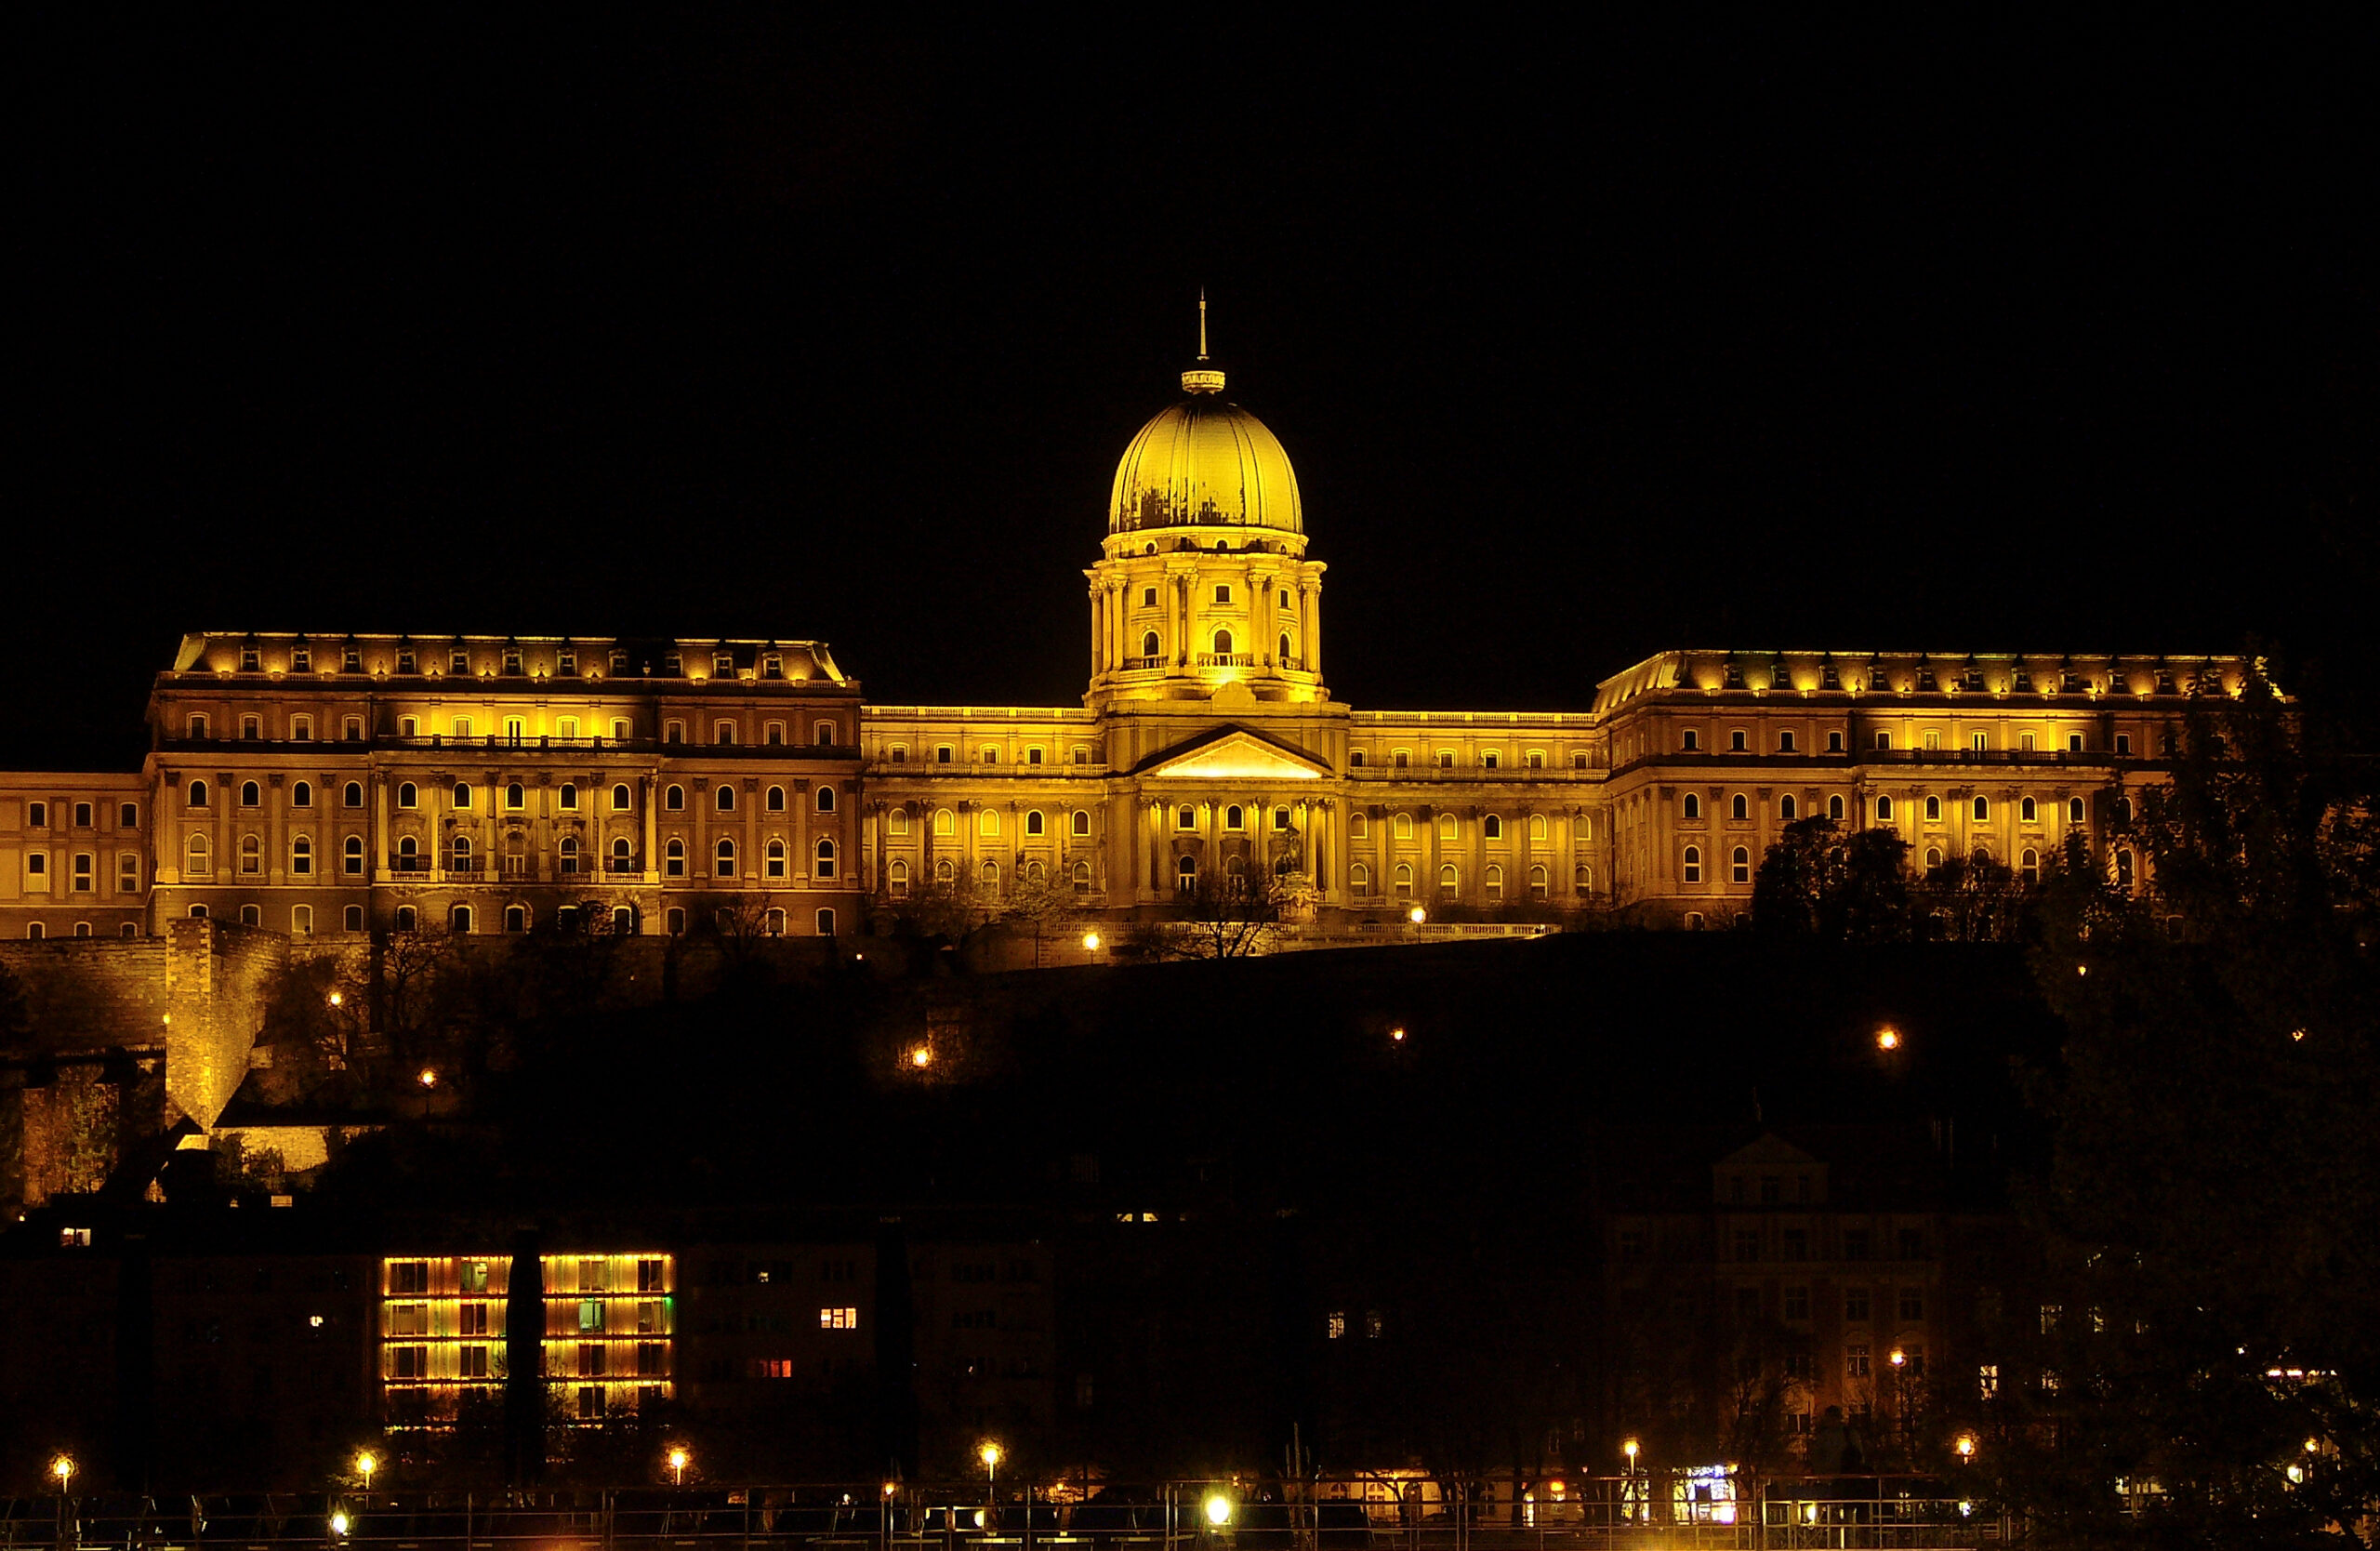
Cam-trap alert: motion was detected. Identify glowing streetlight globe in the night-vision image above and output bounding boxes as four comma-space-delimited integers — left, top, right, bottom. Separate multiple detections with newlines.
1082, 932, 1101, 951
1204, 1494, 1233, 1527
1622, 1438, 1639, 1464
980, 1441, 1003, 1470
329, 1512, 350, 1537
50, 1454, 74, 1487
1875, 1027, 1900, 1051
1954, 1433, 1977, 1460
668, 1447, 690, 1486
1888, 1347, 1906, 1368
1408, 906, 1427, 924
355, 1451, 377, 1489
909, 1045, 932, 1068
417, 1067, 438, 1088
327, 990, 343, 1007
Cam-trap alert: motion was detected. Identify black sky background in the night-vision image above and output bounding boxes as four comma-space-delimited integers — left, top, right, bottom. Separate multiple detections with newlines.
12, 14, 2374, 770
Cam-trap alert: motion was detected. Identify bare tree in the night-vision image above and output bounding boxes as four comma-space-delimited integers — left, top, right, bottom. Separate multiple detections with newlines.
1156, 866, 1284, 960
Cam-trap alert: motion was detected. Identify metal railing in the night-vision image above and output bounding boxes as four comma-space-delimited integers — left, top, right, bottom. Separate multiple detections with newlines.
0, 1477, 2003, 1551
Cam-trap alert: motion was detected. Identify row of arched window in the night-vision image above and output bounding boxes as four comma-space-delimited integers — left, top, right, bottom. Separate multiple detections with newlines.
1679, 791, 2109, 826
891, 808, 1096, 840
179, 831, 839, 881
182, 778, 841, 815
1343, 811, 1580, 842
1344, 861, 1590, 900
884, 857, 1092, 899
166, 899, 845, 937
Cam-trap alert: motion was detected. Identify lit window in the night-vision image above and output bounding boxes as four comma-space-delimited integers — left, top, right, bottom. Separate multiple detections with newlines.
820, 1306, 859, 1331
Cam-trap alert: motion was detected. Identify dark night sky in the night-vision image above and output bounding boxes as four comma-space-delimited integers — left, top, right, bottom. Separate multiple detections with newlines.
13, 14, 2374, 770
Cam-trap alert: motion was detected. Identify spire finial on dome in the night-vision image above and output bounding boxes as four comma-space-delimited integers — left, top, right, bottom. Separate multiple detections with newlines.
1183, 288, 1226, 393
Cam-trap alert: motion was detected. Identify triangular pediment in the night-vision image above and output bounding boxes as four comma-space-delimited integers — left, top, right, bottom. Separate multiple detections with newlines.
1716, 1132, 1823, 1170
1135, 725, 1332, 781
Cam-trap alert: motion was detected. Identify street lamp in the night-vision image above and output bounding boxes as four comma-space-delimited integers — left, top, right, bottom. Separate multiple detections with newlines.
980, 1440, 1002, 1496
329, 1511, 350, 1538
1204, 1493, 1233, 1528
1407, 906, 1427, 925
1875, 1026, 1900, 1052
668, 1447, 690, 1487
49, 1454, 74, 1491
908, 1045, 932, 1069
1954, 1432, 1977, 1462
1082, 932, 1101, 952
354, 1451, 377, 1493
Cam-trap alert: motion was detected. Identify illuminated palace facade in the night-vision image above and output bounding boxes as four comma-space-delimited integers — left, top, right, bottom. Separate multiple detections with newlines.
856, 352, 2245, 927
0, 348, 2247, 941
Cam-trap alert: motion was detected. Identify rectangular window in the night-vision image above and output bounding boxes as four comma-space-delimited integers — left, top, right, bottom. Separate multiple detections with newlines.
1874, 732, 1891, 750
2116, 733, 2132, 755
1845, 1344, 1871, 1379
118, 854, 139, 893
820, 1306, 859, 1331
459, 1346, 490, 1378
119, 802, 139, 828
1844, 1287, 1871, 1321
2069, 733, 2085, 752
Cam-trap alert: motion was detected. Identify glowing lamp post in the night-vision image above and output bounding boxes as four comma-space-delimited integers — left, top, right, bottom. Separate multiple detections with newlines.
668, 1448, 690, 1487
1620, 1438, 1642, 1524
1407, 906, 1427, 925
50, 1453, 74, 1494
1204, 1493, 1233, 1529
980, 1440, 1002, 1496
1082, 932, 1101, 953
909, 1045, 932, 1070
354, 1451, 377, 1493
1875, 1026, 1900, 1052
1954, 1432, 1977, 1463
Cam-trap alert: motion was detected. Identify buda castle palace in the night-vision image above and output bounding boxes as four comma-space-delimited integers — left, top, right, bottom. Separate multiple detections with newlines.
2, 323, 2241, 948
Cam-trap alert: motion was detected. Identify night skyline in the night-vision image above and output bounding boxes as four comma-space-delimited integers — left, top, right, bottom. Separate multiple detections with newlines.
14, 17, 2373, 772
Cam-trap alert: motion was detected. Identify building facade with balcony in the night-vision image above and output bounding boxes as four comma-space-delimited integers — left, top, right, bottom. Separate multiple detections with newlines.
856, 347, 2252, 928
0, 343, 2253, 943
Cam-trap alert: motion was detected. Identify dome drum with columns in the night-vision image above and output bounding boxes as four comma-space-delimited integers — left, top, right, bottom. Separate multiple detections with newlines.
1090, 344, 1327, 708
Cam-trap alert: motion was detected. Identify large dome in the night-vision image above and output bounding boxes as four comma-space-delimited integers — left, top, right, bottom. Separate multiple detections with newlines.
1108, 368, 1303, 537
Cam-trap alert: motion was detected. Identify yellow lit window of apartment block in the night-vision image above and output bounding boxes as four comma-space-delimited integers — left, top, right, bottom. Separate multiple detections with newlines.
379, 1256, 511, 1429
821, 1306, 859, 1330
543, 1253, 672, 1424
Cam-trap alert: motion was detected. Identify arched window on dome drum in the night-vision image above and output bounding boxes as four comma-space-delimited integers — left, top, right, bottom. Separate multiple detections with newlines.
1279, 632, 1292, 665
1142, 631, 1160, 660
1214, 630, 1234, 656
